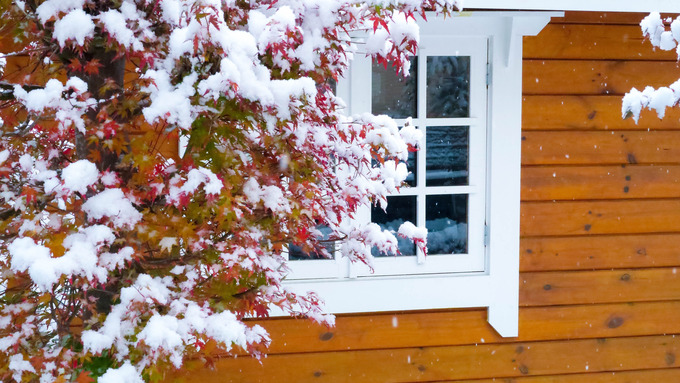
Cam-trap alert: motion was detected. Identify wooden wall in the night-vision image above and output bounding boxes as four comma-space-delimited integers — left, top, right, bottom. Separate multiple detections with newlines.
172, 12, 680, 382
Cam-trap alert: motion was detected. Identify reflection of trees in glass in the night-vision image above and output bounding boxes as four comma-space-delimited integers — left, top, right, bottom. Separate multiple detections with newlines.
427, 56, 470, 118
426, 126, 468, 186
426, 194, 468, 254
372, 58, 418, 119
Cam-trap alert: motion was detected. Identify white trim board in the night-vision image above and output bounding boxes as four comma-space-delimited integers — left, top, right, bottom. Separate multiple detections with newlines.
464, 0, 680, 13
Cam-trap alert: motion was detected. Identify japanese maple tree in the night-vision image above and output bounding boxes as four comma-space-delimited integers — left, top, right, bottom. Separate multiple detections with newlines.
0, 0, 460, 381
623, 12, 680, 121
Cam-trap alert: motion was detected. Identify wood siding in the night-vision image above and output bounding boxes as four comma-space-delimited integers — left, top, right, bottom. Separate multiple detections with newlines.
173, 12, 680, 382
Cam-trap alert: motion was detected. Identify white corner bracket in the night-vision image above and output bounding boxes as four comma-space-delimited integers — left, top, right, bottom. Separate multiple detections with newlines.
484, 12, 557, 337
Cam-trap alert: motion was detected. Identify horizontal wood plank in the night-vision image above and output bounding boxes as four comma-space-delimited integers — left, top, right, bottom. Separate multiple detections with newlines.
521, 200, 680, 236
520, 267, 680, 306
522, 96, 680, 131
522, 131, 680, 166
238, 302, 680, 355
453, 368, 680, 383
524, 25, 676, 61
521, 165, 680, 201
173, 335, 680, 382
520, 234, 680, 271
523, 60, 680, 95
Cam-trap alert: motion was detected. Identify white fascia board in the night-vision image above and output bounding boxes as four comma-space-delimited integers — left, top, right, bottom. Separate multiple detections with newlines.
464, 0, 679, 13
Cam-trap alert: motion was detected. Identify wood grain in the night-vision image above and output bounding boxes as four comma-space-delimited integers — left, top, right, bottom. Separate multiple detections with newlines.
522, 131, 680, 166
452, 368, 680, 383
521, 200, 680, 236
520, 268, 680, 306
524, 25, 676, 61
171, 335, 680, 382
523, 60, 680, 96
232, 302, 680, 355
521, 165, 680, 201
522, 96, 680, 131
520, 234, 680, 271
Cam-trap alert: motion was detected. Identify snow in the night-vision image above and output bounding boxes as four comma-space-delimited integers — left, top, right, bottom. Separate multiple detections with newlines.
13, 77, 93, 132
98, 246, 135, 271
98, 362, 144, 383
243, 178, 291, 214
0, 150, 10, 167
82, 188, 142, 229
141, 70, 197, 130
100, 171, 119, 187
53, 9, 95, 47
8, 354, 35, 382
159, 0, 182, 26
640, 12, 665, 47
0, 0, 470, 378
398, 221, 427, 242
8, 225, 118, 290
624, 16, 680, 123
14, 79, 65, 112
659, 31, 677, 50
61, 160, 99, 194
8, 237, 56, 291
35, 0, 85, 24
100, 8, 144, 51
137, 314, 183, 353
183, 167, 223, 195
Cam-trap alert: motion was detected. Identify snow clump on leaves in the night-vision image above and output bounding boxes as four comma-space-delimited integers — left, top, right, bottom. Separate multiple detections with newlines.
623, 13, 680, 122
0, 0, 461, 381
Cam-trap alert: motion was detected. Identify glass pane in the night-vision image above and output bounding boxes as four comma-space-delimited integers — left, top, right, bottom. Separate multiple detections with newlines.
405, 151, 417, 187
426, 126, 469, 186
371, 195, 416, 256
289, 225, 334, 260
372, 58, 417, 119
426, 194, 468, 254
427, 56, 470, 118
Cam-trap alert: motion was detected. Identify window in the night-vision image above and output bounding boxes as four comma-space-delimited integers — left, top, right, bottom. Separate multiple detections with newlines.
358, 36, 488, 277
278, 13, 557, 337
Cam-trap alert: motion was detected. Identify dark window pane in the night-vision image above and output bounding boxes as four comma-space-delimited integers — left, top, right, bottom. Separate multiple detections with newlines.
426, 126, 469, 186
289, 225, 334, 260
372, 58, 417, 119
371, 195, 416, 256
404, 151, 417, 187
426, 194, 468, 254
427, 56, 470, 118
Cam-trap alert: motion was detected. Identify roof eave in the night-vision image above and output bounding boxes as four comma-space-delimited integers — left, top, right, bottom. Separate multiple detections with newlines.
464, 0, 679, 13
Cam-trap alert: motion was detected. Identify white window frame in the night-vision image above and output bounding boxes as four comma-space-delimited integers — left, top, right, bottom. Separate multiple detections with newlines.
279, 12, 559, 337
351, 35, 488, 277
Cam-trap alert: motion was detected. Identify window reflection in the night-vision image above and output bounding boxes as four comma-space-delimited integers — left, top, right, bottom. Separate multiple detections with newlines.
426, 194, 468, 254
372, 58, 417, 119
426, 126, 469, 186
371, 195, 417, 256
427, 56, 470, 118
